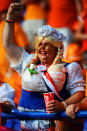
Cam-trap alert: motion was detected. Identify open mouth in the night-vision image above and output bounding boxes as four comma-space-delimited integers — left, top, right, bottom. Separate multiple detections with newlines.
39, 51, 48, 60
40, 51, 47, 55
41, 51, 46, 54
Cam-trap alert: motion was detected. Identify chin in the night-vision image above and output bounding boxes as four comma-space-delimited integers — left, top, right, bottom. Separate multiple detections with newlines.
40, 58, 47, 63
41, 60, 47, 64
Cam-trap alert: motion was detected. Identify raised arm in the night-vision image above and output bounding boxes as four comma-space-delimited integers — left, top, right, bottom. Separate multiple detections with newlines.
3, 3, 23, 64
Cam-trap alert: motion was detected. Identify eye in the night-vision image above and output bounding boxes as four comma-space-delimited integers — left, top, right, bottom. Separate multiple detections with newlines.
45, 43, 49, 46
44, 43, 50, 47
38, 42, 42, 47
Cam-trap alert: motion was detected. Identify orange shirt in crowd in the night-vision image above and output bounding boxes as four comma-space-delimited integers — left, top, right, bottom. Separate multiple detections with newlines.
47, 0, 77, 29
24, 4, 47, 20
0, 21, 29, 105
81, 0, 87, 96
82, 0, 87, 10
79, 0, 87, 52
81, 18, 87, 52
0, 0, 14, 12
0, 21, 10, 82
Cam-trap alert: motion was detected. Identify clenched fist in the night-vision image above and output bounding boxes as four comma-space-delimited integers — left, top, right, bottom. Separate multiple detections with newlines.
1, 101, 13, 113
6, 3, 23, 21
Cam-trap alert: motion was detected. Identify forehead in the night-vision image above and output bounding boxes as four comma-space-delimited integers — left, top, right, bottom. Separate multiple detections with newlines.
39, 39, 53, 46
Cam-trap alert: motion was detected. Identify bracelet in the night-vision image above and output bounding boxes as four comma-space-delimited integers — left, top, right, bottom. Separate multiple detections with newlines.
5, 19, 14, 23
62, 101, 68, 108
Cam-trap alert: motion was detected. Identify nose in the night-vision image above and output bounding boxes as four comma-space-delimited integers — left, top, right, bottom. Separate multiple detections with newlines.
41, 43, 46, 49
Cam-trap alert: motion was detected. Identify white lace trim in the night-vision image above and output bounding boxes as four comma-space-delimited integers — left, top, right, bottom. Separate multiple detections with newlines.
49, 71, 66, 91
18, 107, 45, 112
18, 107, 50, 130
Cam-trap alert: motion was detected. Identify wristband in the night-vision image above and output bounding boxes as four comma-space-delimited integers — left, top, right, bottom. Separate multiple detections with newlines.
62, 101, 67, 108
5, 19, 14, 23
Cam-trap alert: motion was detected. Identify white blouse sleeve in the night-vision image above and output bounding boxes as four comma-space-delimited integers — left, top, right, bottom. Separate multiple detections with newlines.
66, 62, 85, 95
0, 83, 15, 106
10, 49, 34, 76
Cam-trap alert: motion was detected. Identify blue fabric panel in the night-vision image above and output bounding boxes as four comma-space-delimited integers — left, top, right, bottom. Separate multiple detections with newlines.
19, 89, 46, 110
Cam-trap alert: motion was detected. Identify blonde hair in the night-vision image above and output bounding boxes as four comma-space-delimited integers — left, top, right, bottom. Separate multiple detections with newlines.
26, 40, 64, 69
53, 44, 64, 64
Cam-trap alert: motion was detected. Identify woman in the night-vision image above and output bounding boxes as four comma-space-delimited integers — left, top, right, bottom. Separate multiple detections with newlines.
3, 3, 85, 131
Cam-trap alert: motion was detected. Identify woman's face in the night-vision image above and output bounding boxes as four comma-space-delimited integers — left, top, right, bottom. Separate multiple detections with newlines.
37, 39, 57, 66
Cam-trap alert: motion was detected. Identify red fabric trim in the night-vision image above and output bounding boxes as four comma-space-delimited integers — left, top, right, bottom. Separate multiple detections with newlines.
44, 72, 59, 96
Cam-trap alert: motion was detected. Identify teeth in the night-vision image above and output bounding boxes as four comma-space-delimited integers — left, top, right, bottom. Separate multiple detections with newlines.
41, 51, 46, 54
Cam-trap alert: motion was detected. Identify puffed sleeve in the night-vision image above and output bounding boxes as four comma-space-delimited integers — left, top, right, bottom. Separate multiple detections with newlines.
66, 62, 85, 95
10, 48, 34, 76
0, 83, 15, 106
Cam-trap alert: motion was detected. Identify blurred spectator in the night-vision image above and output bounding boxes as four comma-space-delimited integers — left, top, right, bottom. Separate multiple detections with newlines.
73, 0, 87, 52
47, 0, 82, 57
0, 82, 21, 131
0, 0, 30, 106
81, 50, 87, 80
63, 43, 82, 65
21, 0, 49, 51
63, 43, 87, 80
62, 43, 87, 83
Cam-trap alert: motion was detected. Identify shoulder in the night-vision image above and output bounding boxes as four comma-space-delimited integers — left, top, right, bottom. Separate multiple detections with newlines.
66, 62, 83, 81
22, 50, 35, 70
66, 62, 81, 71
10, 49, 35, 75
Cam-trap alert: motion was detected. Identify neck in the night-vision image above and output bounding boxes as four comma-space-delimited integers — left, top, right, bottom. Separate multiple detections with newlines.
41, 62, 52, 68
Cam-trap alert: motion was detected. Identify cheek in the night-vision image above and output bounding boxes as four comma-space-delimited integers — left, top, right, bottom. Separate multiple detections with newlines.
45, 46, 51, 52
47, 47, 57, 55
37, 46, 41, 53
